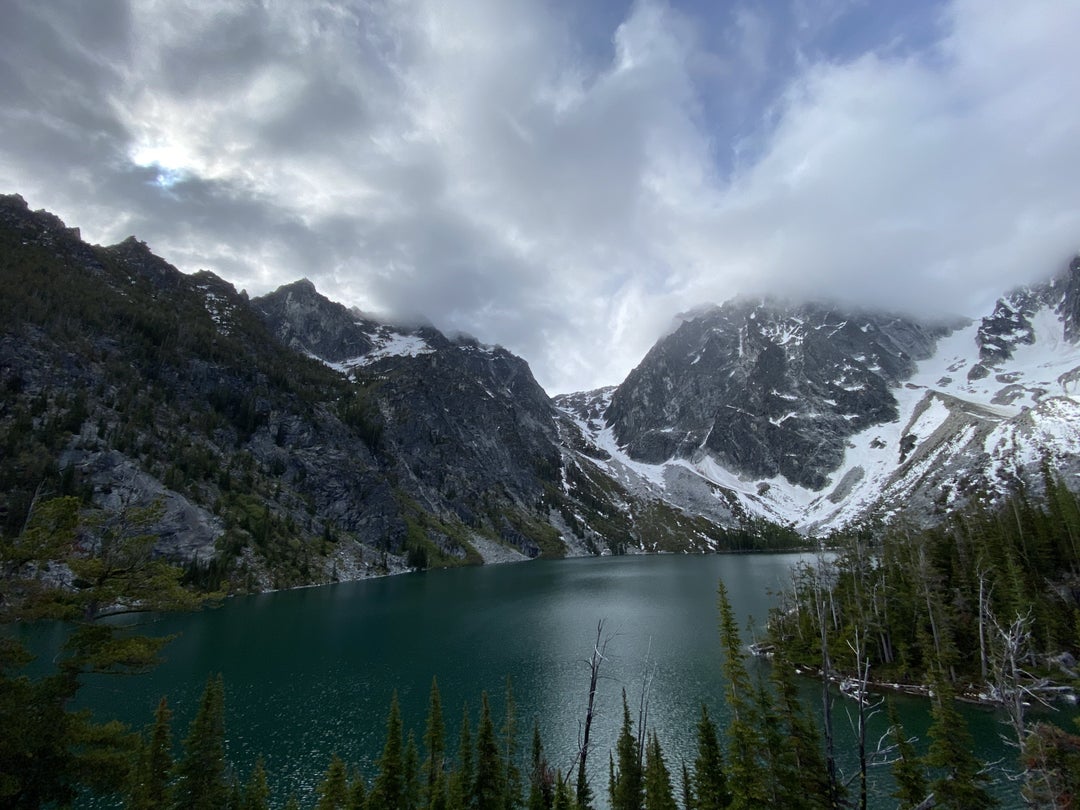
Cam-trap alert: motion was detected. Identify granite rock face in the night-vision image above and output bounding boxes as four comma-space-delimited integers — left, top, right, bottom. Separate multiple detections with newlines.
0, 194, 672, 585
606, 299, 950, 489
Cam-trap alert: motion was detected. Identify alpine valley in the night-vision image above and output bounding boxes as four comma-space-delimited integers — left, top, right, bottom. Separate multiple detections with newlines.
3, 193, 1080, 592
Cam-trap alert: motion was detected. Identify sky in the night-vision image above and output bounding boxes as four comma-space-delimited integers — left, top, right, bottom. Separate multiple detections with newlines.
1, 1, 1079, 394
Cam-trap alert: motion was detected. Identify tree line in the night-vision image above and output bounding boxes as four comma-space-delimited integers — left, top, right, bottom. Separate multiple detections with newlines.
767, 468, 1080, 808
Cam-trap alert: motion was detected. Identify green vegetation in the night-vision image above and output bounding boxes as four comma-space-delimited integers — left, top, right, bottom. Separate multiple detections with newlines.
768, 474, 1080, 808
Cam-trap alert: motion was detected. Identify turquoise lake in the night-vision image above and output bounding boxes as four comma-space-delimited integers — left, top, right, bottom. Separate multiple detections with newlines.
22, 552, 1056, 807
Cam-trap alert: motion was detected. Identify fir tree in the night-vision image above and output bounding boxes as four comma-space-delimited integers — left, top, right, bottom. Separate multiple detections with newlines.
608, 690, 642, 810
405, 731, 421, 810
717, 582, 768, 810
552, 772, 575, 810
527, 719, 553, 810
642, 733, 676, 810
368, 692, 406, 810
886, 702, 928, 810
691, 705, 728, 810
424, 678, 447, 809
241, 757, 270, 810
348, 768, 367, 810
925, 673, 996, 810
474, 692, 505, 810
448, 703, 474, 810
316, 754, 350, 810
680, 762, 693, 810
128, 696, 173, 810
173, 674, 228, 810
769, 651, 833, 809
502, 678, 522, 810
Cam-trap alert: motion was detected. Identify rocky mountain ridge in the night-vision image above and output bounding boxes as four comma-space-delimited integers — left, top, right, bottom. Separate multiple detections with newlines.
0, 194, 779, 596
3, 192, 1079, 596
559, 261, 1080, 533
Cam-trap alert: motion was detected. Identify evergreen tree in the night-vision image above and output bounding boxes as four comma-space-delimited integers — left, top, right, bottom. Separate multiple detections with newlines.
925, 673, 995, 810
428, 770, 449, 810
242, 758, 270, 810
642, 733, 676, 810
691, 706, 728, 810
405, 731, 421, 810
552, 772, 575, 810
886, 702, 928, 810
680, 763, 693, 810
173, 674, 228, 810
502, 678, 522, 810
368, 692, 406, 810
348, 768, 367, 810
752, 679, 787, 806
448, 703, 474, 810
227, 775, 243, 810
316, 754, 350, 810
474, 692, 505, 810
128, 696, 173, 810
608, 690, 642, 810
424, 678, 447, 809
717, 582, 768, 810
769, 651, 832, 809
527, 719, 553, 810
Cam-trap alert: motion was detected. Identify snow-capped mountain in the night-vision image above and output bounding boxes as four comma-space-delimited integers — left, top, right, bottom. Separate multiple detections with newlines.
557, 258, 1080, 534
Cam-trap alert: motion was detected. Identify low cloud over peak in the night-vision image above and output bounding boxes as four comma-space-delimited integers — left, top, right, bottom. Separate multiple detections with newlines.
2, 0, 1078, 393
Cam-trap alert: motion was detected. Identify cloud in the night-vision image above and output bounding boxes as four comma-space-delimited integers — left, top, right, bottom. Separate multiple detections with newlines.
0, 0, 1078, 394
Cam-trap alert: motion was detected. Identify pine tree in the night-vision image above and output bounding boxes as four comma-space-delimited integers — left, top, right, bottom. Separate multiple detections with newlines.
502, 678, 522, 810
173, 674, 228, 810
752, 679, 787, 806
474, 692, 505, 810
316, 754, 350, 810
691, 706, 728, 810
609, 690, 642, 810
886, 702, 928, 810
348, 768, 367, 810
527, 719, 553, 810
717, 582, 768, 810
128, 696, 173, 810
680, 763, 693, 810
642, 733, 676, 810
368, 692, 406, 810
925, 673, 996, 810
242, 757, 270, 810
552, 772, 575, 810
405, 731, 421, 810
770, 651, 832, 809
424, 678, 447, 809
448, 703, 474, 810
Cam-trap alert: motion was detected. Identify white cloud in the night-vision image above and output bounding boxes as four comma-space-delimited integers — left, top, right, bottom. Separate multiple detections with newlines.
0, 0, 1078, 394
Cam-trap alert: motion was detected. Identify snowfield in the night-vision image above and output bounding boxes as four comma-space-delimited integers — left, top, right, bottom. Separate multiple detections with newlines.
559, 303, 1080, 535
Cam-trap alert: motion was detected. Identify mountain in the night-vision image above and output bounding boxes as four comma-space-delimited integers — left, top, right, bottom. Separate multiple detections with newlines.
559, 261, 1080, 533
1, 195, 796, 597
3, 192, 1078, 597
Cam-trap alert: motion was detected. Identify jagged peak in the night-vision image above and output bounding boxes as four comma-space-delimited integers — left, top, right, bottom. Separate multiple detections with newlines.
0, 192, 28, 210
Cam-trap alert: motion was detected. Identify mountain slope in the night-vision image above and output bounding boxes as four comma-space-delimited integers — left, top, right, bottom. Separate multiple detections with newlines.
560, 261, 1080, 533
1, 194, 800, 597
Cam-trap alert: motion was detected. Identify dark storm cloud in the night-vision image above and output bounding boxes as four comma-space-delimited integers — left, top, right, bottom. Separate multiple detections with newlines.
1, 0, 1078, 393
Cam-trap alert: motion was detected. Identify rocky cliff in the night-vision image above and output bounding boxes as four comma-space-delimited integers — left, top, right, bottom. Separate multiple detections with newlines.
562, 261, 1080, 533
1, 194, 788, 594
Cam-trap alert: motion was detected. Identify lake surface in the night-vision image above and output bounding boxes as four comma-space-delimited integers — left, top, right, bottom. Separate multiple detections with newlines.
23, 553, 1051, 807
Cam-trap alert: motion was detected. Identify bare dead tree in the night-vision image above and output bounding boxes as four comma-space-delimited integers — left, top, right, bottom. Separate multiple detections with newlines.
844, 628, 885, 810
569, 618, 612, 809
635, 635, 655, 772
